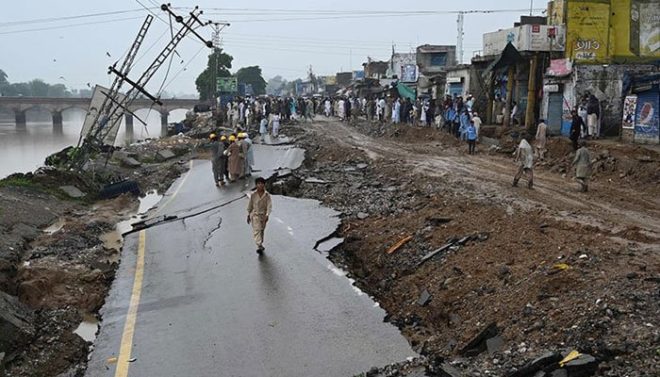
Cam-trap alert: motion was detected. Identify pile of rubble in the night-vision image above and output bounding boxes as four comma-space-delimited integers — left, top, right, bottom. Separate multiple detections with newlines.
278, 120, 659, 377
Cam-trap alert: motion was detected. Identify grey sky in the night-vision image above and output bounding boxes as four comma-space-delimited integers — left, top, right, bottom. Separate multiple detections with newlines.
0, 0, 541, 95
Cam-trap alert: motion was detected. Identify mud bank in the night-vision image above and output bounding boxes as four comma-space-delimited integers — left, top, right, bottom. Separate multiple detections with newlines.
275, 119, 659, 377
0, 135, 199, 377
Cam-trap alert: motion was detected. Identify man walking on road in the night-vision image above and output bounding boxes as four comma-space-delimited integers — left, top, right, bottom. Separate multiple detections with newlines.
535, 119, 548, 160
247, 177, 272, 254
513, 134, 534, 189
572, 140, 592, 192
570, 110, 583, 151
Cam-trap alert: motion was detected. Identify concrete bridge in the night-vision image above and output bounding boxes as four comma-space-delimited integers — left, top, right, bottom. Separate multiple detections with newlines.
0, 96, 199, 134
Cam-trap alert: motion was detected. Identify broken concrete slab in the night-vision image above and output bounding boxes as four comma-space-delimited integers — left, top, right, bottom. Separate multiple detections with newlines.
507, 351, 562, 377
0, 291, 35, 354
304, 177, 330, 184
486, 335, 505, 356
59, 185, 86, 198
417, 289, 432, 307
357, 212, 369, 220
156, 149, 176, 162
459, 322, 499, 356
563, 353, 597, 375
120, 157, 142, 168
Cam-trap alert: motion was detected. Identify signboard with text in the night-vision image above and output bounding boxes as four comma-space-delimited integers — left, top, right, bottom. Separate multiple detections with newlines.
216, 77, 238, 93
483, 25, 565, 56
566, 1, 610, 62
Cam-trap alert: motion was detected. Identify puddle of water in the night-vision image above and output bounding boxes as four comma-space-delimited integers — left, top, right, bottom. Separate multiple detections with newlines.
138, 190, 163, 214
74, 313, 99, 343
43, 218, 66, 235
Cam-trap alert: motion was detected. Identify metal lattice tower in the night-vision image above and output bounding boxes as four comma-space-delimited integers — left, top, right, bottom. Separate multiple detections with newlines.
457, 12, 464, 65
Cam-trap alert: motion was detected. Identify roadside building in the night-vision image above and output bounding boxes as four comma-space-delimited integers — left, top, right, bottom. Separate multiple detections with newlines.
416, 45, 457, 99
479, 16, 566, 130
540, 0, 659, 143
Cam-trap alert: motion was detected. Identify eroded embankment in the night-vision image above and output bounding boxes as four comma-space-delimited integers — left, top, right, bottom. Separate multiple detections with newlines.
273, 120, 660, 377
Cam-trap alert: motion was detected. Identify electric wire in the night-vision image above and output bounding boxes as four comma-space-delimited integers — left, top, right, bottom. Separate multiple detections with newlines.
0, 8, 153, 28
0, 16, 144, 35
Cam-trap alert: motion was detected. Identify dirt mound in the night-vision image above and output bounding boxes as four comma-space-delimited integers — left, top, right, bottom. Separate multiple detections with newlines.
285, 119, 660, 376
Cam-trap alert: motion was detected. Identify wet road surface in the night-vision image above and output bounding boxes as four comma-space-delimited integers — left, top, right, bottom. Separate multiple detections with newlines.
86, 143, 415, 377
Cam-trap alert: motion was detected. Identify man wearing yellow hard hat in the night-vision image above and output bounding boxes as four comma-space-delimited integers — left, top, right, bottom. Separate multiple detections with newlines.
226, 133, 244, 181
237, 132, 253, 177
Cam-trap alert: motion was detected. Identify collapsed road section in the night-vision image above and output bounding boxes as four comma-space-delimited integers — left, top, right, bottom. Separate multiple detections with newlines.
85, 142, 416, 377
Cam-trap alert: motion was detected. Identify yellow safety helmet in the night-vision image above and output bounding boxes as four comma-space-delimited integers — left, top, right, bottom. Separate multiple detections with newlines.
220, 135, 227, 141
209, 133, 217, 140
229, 135, 236, 142
238, 132, 247, 139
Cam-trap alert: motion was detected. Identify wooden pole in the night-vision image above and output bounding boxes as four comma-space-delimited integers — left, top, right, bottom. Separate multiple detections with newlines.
525, 53, 539, 133
503, 65, 515, 127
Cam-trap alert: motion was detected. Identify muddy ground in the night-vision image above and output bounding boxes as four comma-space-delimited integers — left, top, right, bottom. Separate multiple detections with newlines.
0, 135, 199, 377
1, 115, 658, 376
279, 118, 659, 376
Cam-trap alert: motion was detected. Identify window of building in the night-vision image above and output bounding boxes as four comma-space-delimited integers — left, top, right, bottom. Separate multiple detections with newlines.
430, 53, 447, 66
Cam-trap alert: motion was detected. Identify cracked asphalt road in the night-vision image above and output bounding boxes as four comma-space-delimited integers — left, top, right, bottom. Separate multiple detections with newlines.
85, 144, 414, 377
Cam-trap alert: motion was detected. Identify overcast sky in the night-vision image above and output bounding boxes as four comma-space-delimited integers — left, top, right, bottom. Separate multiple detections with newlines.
0, 0, 541, 96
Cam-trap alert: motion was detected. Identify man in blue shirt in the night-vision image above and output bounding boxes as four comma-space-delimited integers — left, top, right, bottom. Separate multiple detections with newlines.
466, 120, 477, 154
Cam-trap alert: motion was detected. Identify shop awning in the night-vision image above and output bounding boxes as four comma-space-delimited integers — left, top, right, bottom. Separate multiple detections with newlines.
482, 42, 524, 80
396, 82, 416, 100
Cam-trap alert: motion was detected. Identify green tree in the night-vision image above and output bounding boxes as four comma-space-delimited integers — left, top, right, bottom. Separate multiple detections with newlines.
47, 83, 70, 97
0, 69, 8, 86
235, 66, 267, 95
195, 48, 233, 101
9, 82, 32, 96
29, 79, 49, 97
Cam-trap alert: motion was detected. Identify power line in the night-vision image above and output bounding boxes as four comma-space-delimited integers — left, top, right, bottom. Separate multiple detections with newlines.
202, 9, 544, 24
0, 8, 152, 28
0, 16, 144, 36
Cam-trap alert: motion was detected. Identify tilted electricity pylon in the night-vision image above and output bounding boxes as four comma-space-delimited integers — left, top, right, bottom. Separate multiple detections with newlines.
72, 4, 214, 170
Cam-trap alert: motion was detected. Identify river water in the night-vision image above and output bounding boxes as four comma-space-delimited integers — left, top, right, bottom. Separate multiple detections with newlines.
0, 109, 188, 178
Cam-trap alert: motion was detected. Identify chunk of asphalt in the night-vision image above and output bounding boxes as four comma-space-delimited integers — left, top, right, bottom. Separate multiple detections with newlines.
486, 335, 505, 356
506, 351, 563, 377
459, 322, 499, 356
417, 289, 432, 307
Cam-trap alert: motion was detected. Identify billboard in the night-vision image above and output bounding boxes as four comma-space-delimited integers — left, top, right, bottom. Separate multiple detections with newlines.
80, 85, 127, 146
483, 25, 565, 56
566, 0, 659, 63
610, 0, 660, 60
401, 64, 417, 82
633, 91, 659, 144
216, 77, 238, 93
566, 0, 610, 63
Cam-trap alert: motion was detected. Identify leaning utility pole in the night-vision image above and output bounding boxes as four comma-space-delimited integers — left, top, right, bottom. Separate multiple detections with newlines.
72, 5, 215, 170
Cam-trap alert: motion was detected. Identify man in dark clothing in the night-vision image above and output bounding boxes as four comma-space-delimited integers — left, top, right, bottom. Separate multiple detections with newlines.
345, 98, 352, 122
586, 94, 600, 139
570, 110, 583, 151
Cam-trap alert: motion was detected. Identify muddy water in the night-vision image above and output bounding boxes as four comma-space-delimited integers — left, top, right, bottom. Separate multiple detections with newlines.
0, 109, 188, 178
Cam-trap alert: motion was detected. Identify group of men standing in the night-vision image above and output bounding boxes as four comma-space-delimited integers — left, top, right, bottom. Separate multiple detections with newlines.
209, 131, 254, 187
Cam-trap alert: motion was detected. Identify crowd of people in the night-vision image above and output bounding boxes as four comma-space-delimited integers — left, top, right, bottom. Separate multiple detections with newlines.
209, 91, 591, 194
